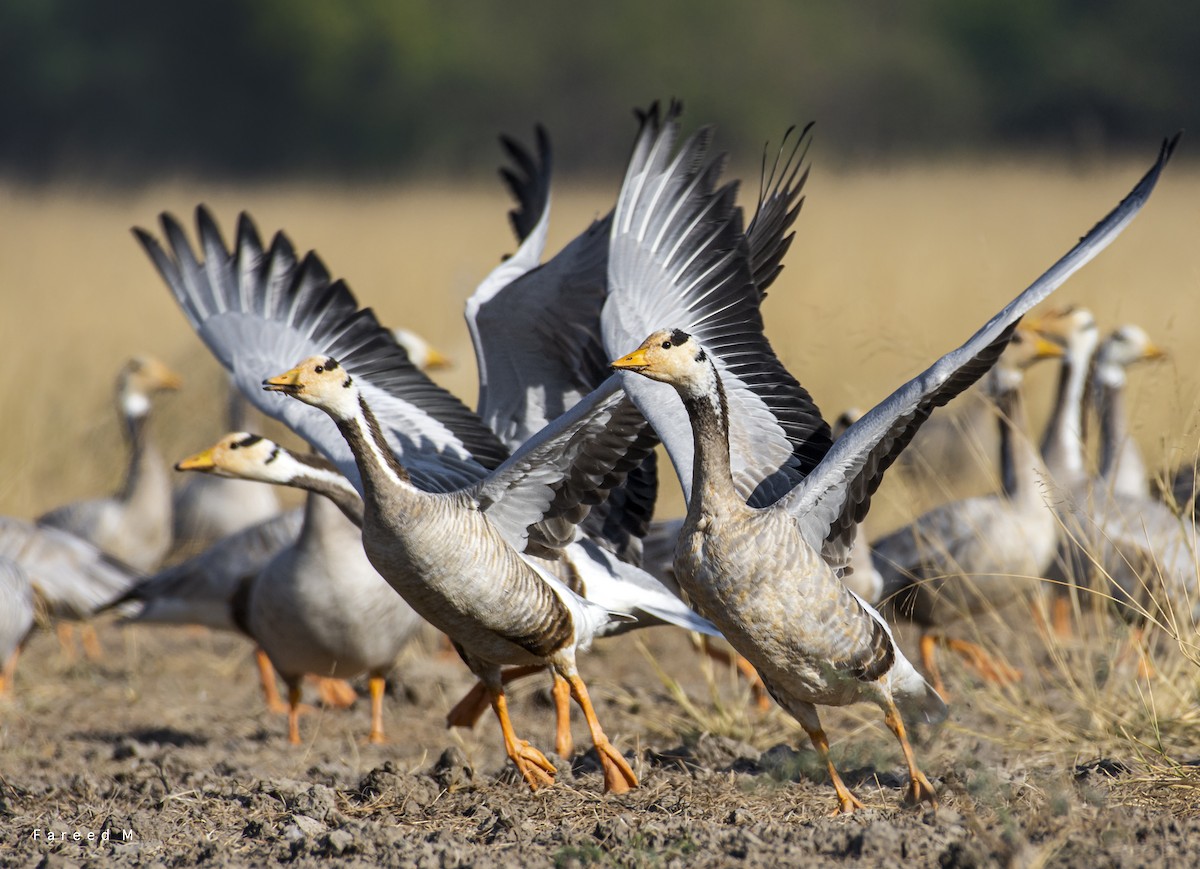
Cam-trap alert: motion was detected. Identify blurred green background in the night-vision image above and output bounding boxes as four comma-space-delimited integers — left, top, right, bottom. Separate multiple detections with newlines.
2, 0, 1194, 181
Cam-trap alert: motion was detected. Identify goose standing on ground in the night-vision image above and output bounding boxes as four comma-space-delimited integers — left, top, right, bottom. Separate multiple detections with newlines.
139, 218, 654, 794
0, 515, 139, 668
1092, 325, 1166, 499
870, 330, 1063, 696
39, 355, 181, 572
611, 135, 1174, 812
0, 559, 35, 696
175, 433, 422, 744
171, 384, 282, 551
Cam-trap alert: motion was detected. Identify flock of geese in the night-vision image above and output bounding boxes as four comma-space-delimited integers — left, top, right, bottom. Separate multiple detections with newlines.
1, 103, 1188, 814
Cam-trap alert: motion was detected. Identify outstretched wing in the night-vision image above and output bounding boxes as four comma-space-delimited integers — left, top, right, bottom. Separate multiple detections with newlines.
782, 135, 1179, 567
603, 102, 831, 507
136, 208, 510, 493
472, 375, 655, 555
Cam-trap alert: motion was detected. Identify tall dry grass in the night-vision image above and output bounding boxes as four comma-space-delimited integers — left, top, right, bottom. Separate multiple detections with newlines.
3, 159, 1197, 526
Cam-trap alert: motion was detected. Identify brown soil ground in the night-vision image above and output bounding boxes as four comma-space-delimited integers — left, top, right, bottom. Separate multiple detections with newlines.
2, 612, 1198, 868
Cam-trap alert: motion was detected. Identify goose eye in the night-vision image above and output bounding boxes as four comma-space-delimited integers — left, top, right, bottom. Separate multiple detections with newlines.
315, 365, 324, 374
230, 442, 239, 450
661, 341, 671, 349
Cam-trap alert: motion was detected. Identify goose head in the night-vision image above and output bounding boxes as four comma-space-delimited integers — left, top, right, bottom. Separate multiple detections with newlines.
118, 355, 182, 417
175, 432, 290, 483
263, 356, 359, 419
987, 326, 1063, 394
1025, 305, 1099, 363
1094, 324, 1166, 388
392, 328, 451, 370
610, 329, 717, 399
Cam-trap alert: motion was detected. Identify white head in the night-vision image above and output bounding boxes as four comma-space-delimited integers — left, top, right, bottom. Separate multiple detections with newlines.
1094, 324, 1166, 388
262, 355, 360, 419
392, 328, 451, 371
1025, 305, 1099, 363
175, 432, 294, 483
609, 329, 718, 399
986, 326, 1064, 395
118, 355, 182, 418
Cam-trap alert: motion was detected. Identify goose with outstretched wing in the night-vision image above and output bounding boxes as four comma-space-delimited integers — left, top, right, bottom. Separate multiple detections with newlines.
612, 135, 1177, 813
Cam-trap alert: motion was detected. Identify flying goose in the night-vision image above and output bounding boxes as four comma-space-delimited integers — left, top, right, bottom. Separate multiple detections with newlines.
870, 330, 1063, 696
38, 355, 182, 573
0, 558, 35, 696
610, 136, 1175, 812
175, 434, 422, 743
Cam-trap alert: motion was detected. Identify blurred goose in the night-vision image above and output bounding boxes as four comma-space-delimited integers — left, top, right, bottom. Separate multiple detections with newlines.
1092, 325, 1166, 499
0, 515, 139, 666
176, 434, 421, 744
870, 330, 1063, 696
610, 136, 1174, 812
0, 558, 35, 695
38, 355, 181, 572
108, 508, 304, 711
171, 384, 282, 550
1033, 306, 1101, 490
392, 328, 452, 372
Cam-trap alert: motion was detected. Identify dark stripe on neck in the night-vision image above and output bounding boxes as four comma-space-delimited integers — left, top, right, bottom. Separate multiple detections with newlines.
338, 395, 410, 483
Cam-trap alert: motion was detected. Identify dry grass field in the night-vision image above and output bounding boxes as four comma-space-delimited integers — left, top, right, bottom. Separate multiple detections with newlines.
2, 156, 1200, 866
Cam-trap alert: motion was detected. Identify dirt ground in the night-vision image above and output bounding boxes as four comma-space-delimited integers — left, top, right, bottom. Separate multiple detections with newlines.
2, 609, 1198, 868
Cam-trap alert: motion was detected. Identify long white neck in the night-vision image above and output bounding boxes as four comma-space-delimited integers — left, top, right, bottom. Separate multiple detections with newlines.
1094, 364, 1147, 498
1040, 334, 1097, 485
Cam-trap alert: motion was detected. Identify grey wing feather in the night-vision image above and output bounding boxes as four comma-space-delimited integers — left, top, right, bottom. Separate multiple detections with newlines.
603, 102, 831, 508
0, 517, 139, 619
745, 123, 813, 296
473, 376, 655, 556
136, 208, 510, 493
783, 134, 1178, 565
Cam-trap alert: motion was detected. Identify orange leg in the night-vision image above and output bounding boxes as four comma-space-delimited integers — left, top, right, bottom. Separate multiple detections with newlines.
255, 648, 289, 714
55, 623, 78, 663
310, 676, 357, 709
1116, 627, 1155, 679
552, 673, 573, 758
1052, 596, 1074, 639
942, 637, 1021, 684
489, 687, 556, 791
801, 723, 864, 815
699, 637, 771, 711
446, 665, 546, 729
565, 673, 638, 795
918, 634, 948, 700
882, 697, 937, 807
365, 675, 387, 744
80, 624, 104, 662
287, 683, 303, 745
0, 644, 22, 696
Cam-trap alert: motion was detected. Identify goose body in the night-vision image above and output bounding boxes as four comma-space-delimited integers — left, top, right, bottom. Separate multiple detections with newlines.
612, 134, 1175, 812
0, 558, 35, 693
39, 356, 181, 572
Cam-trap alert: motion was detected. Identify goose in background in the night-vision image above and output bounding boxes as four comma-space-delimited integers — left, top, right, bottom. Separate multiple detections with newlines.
171, 384, 282, 552
0, 558, 35, 696
175, 434, 421, 744
392, 328, 452, 372
38, 355, 181, 573
1092, 325, 1166, 499
0, 515, 139, 667
610, 134, 1174, 812
870, 330, 1063, 696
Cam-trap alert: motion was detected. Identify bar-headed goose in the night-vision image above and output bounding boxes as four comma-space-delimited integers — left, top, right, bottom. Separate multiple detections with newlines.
611, 136, 1175, 812
870, 329, 1063, 696
38, 355, 181, 572
176, 434, 421, 743
172, 384, 282, 550
1092, 324, 1167, 499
